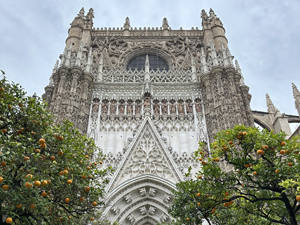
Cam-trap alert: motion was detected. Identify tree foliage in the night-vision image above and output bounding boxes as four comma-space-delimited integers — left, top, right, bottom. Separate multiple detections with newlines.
169, 125, 300, 225
0, 74, 112, 224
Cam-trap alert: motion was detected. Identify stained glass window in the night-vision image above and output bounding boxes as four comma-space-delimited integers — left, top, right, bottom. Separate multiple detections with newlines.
127, 54, 169, 71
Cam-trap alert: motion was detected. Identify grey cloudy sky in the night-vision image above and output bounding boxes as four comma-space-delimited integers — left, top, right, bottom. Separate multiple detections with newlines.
1, 0, 300, 116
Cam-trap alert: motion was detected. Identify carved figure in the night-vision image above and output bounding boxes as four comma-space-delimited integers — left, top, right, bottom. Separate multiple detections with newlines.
178, 103, 184, 114
170, 104, 176, 114
102, 103, 108, 114
186, 103, 193, 113
119, 103, 124, 114
154, 104, 160, 114
92, 100, 99, 113
196, 103, 202, 113
135, 103, 141, 114
110, 104, 116, 114
144, 97, 151, 107
127, 104, 132, 114
162, 103, 168, 114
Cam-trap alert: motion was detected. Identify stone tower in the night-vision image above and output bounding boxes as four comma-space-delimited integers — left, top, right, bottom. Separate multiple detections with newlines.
43, 8, 254, 224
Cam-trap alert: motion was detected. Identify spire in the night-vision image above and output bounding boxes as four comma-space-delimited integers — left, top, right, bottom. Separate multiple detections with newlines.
123, 17, 130, 29
266, 93, 280, 115
97, 54, 103, 82
292, 83, 300, 98
162, 18, 169, 30
235, 60, 245, 85
144, 55, 150, 80
292, 83, 300, 117
52, 60, 59, 74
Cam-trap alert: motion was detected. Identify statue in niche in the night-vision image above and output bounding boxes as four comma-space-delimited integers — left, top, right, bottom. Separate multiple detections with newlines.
102, 102, 108, 114
119, 103, 125, 114
186, 103, 193, 113
196, 102, 202, 113
162, 102, 168, 114
178, 103, 184, 114
135, 103, 141, 114
144, 97, 151, 107
110, 104, 116, 114
92, 99, 99, 113
154, 104, 160, 114
127, 103, 132, 114
170, 104, 176, 114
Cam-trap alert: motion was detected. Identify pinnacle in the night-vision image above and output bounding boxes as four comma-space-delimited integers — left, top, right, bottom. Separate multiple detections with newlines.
266, 93, 279, 114
292, 83, 300, 98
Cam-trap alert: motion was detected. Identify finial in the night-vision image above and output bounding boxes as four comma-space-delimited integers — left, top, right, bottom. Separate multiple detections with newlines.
201, 9, 208, 20
78, 7, 85, 18
124, 17, 130, 28
209, 8, 216, 18
86, 8, 94, 21
162, 18, 169, 30
53, 60, 59, 74
235, 60, 241, 74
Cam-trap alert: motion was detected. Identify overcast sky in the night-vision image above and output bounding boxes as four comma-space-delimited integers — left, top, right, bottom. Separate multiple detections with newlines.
1, 0, 300, 118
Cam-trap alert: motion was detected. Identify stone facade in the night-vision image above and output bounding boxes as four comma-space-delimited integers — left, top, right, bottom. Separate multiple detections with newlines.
43, 7, 300, 225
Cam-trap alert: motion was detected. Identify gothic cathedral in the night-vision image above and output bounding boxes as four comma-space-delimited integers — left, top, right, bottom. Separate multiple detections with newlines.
43, 8, 300, 224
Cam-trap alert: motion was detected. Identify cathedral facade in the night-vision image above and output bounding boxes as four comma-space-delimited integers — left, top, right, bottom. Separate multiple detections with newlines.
43, 8, 300, 224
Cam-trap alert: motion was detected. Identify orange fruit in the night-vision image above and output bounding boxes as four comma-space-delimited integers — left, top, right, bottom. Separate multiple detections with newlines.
35, 149, 40, 153
89, 175, 93, 178
87, 166, 91, 170
50, 156, 55, 161
186, 218, 189, 221
85, 186, 90, 192
197, 202, 201, 206
26, 174, 33, 179
63, 170, 68, 175
34, 181, 41, 187
82, 175, 86, 179
280, 150, 285, 155
197, 193, 201, 197
47, 180, 51, 184
228, 141, 233, 145
199, 158, 202, 161
2, 185, 9, 191
41, 180, 48, 186
275, 169, 280, 173
1, 161, 6, 167
60, 217, 63, 221
225, 192, 229, 196
85, 155, 89, 158
30, 204, 36, 209
288, 162, 293, 166
25, 182, 32, 188
58, 151, 63, 156
257, 150, 265, 155
67, 180, 72, 184
91, 217, 95, 221
92, 201, 97, 206
296, 196, 300, 202
212, 207, 216, 213
5, 218, 12, 224
243, 132, 247, 136
39, 139, 45, 144
280, 141, 286, 146
24, 156, 29, 161
65, 198, 70, 203
59, 171, 64, 175
16, 204, 22, 208
41, 191, 47, 197
2, 129, 7, 134
68, 216, 71, 219
99, 161, 103, 164
253, 171, 257, 175
80, 197, 84, 202
0, 177, 3, 183
58, 136, 63, 141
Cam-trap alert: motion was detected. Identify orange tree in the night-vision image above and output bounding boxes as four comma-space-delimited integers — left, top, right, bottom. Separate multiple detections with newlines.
0, 73, 112, 224
169, 125, 300, 225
